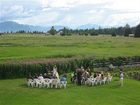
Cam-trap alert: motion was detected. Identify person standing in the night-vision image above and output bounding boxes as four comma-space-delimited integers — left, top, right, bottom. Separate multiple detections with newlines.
77, 68, 82, 85
109, 63, 114, 71
120, 69, 124, 87
87, 67, 91, 76
53, 65, 59, 79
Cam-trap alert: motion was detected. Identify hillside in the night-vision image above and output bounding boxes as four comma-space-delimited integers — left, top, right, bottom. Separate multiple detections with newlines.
0, 21, 65, 32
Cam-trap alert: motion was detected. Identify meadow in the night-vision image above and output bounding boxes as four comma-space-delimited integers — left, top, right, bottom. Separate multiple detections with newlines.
0, 33, 140, 63
0, 34, 140, 105
0, 77, 140, 105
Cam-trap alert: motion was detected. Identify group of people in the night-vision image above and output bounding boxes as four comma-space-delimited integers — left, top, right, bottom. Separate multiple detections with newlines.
27, 65, 124, 88
27, 66, 59, 79
27, 65, 67, 88
27, 65, 66, 81
71, 66, 112, 85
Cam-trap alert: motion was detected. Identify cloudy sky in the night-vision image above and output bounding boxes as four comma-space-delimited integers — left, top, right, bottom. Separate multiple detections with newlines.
0, 0, 140, 28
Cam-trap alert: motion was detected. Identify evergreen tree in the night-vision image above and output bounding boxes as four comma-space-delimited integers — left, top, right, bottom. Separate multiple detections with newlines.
135, 24, 140, 38
60, 27, 71, 36
124, 24, 131, 37
90, 29, 98, 36
116, 27, 124, 35
48, 26, 57, 35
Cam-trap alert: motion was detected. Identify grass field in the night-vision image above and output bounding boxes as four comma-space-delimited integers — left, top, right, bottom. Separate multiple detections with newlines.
0, 34, 140, 63
0, 34, 140, 105
0, 77, 140, 105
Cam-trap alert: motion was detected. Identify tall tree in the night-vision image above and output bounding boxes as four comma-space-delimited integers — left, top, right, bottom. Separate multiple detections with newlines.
124, 24, 131, 37
116, 27, 124, 35
60, 27, 71, 36
48, 26, 57, 35
135, 23, 140, 37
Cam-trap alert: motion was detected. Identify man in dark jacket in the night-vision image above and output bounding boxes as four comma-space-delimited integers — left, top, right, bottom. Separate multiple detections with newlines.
77, 68, 82, 85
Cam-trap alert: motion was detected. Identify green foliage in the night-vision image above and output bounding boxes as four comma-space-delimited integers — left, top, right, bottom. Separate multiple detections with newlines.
0, 64, 43, 79
0, 56, 140, 79
48, 26, 57, 35
128, 71, 140, 80
60, 27, 71, 36
135, 23, 140, 38
16, 30, 26, 33
90, 31, 98, 36
124, 24, 131, 37
111, 32, 116, 37
116, 27, 124, 35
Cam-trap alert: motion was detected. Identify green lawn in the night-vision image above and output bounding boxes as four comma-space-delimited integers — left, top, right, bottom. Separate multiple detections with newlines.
0, 34, 140, 63
0, 34, 140, 105
0, 78, 139, 105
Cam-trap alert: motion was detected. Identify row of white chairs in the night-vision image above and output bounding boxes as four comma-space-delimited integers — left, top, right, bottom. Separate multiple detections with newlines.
27, 78, 67, 88
84, 76, 113, 86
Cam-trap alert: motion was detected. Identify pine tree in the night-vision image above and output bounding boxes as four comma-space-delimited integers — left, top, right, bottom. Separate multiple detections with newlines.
48, 26, 57, 35
124, 24, 131, 37
60, 27, 71, 36
135, 24, 140, 38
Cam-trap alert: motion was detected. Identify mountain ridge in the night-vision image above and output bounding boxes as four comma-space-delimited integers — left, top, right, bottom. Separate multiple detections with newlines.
0, 21, 112, 33
0, 21, 66, 32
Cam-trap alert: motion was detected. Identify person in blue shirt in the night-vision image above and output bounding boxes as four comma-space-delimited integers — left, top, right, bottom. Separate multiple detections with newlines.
60, 74, 67, 82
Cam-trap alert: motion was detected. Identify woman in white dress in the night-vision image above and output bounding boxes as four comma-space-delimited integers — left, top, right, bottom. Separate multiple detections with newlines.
120, 71, 124, 87
53, 65, 59, 79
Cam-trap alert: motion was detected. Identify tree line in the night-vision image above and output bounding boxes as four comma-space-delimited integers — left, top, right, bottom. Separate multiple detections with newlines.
1, 23, 140, 37
48, 24, 140, 37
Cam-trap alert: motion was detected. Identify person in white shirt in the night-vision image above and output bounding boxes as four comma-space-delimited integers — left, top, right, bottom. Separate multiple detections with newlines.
38, 74, 44, 80
120, 71, 124, 87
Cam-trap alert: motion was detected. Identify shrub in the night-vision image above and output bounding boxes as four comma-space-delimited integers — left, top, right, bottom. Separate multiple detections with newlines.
111, 32, 116, 37
0, 56, 140, 79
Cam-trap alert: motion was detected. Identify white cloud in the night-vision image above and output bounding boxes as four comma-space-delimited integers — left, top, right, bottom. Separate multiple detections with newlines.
106, 0, 140, 11
104, 12, 140, 26
0, 0, 140, 28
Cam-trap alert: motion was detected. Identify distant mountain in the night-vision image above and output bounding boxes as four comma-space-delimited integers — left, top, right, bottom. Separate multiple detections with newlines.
54, 26, 67, 31
0, 21, 112, 33
0, 21, 29, 32
77, 24, 100, 29
0, 21, 66, 33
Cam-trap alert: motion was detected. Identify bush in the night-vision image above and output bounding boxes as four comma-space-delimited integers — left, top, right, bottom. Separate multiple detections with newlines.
90, 31, 98, 36
111, 32, 116, 37
0, 56, 140, 79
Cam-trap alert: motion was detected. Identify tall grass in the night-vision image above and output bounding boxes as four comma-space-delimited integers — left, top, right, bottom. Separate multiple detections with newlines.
0, 56, 140, 79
